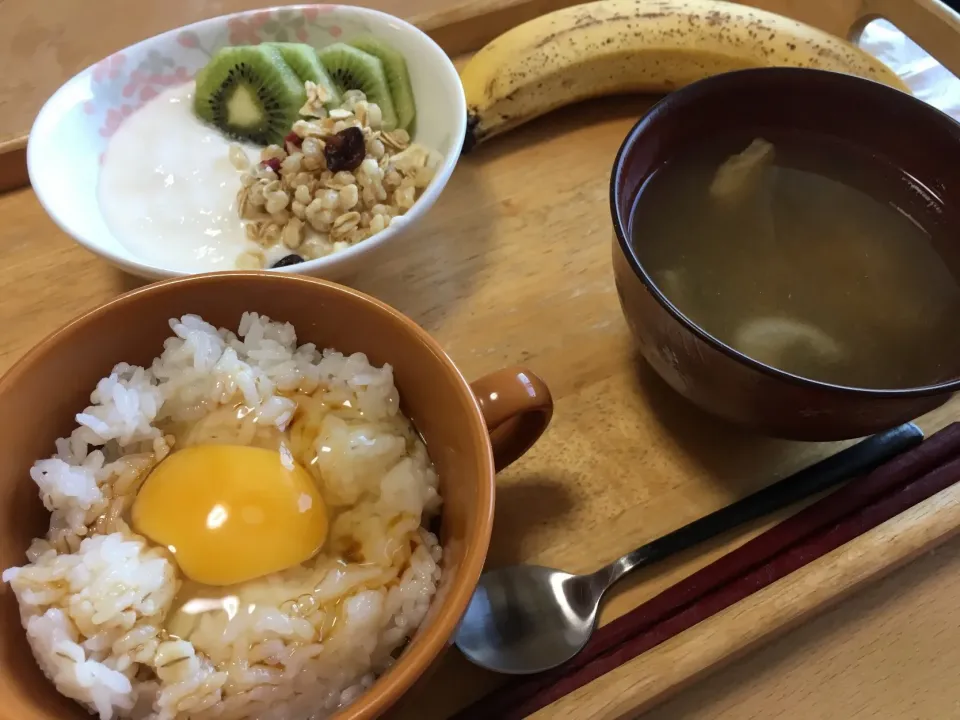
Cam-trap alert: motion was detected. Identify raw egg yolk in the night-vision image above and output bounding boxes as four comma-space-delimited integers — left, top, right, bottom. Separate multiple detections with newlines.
131, 444, 328, 586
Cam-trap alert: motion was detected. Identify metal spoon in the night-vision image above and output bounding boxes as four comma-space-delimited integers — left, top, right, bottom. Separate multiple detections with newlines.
454, 422, 923, 675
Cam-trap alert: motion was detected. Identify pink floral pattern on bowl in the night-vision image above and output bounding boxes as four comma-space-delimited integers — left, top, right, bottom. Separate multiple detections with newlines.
79, 5, 360, 143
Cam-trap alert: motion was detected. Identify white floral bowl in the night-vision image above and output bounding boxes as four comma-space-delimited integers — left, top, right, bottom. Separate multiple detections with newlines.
27, 4, 465, 281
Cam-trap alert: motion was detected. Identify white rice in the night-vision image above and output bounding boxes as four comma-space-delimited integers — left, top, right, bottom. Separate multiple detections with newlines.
3, 313, 443, 720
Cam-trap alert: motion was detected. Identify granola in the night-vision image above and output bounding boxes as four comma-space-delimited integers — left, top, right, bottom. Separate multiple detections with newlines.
232, 89, 442, 268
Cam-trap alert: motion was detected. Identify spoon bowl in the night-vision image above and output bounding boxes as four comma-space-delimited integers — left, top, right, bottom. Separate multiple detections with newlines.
455, 566, 601, 674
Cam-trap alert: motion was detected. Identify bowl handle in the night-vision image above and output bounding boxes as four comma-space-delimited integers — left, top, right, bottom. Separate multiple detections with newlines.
469, 367, 553, 472
848, 0, 960, 79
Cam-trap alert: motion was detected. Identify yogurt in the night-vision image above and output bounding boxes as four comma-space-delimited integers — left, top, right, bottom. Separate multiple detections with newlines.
98, 83, 261, 272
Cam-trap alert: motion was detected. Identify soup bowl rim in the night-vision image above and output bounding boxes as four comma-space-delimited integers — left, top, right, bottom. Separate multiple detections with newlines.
610, 66, 960, 399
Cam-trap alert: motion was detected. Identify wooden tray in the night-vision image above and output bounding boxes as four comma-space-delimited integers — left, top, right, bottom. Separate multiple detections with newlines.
3, 1, 960, 718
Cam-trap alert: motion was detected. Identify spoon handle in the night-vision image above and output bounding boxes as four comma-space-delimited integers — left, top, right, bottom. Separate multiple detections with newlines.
597, 422, 924, 589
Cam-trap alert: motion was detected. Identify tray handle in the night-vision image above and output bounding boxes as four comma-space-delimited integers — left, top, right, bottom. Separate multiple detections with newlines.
848, 0, 960, 79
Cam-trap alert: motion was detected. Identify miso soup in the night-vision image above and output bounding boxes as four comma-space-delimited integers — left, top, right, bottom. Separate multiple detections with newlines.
629, 130, 960, 389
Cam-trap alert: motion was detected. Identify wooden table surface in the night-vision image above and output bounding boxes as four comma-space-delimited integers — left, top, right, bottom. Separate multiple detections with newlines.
642, 537, 960, 720
5, 1, 960, 718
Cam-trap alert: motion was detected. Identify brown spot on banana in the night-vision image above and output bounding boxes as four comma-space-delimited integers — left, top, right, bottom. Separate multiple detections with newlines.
535, 17, 604, 49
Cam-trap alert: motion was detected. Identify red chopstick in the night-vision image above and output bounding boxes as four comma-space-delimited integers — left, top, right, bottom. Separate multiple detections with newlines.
453, 422, 960, 719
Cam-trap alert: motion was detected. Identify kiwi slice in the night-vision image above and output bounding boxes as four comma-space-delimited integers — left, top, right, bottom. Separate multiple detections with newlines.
316, 43, 399, 131
264, 42, 341, 109
194, 45, 305, 145
348, 36, 416, 132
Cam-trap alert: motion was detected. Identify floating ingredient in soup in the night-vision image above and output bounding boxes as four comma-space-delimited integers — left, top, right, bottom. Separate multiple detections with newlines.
708, 137, 775, 207
131, 444, 329, 586
631, 130, 960, 389
732, 316, 846, 375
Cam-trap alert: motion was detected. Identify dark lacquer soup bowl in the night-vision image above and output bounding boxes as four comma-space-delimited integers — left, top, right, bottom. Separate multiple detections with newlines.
611, 67, 960, 441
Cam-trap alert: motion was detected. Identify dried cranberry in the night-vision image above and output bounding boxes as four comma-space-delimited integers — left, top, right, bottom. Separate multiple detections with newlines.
284, 131, 303, 149
324, 127, 365, 172
271, 254, 304, 268
261, 157, 282, 174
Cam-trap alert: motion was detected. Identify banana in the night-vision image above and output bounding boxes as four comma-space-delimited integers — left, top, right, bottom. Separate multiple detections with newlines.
460, 0, 909, 149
